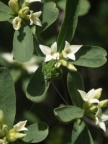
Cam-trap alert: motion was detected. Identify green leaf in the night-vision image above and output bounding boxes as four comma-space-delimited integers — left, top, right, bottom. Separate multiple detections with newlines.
73, 46, 107, 67
79, 0, 91, 16
57, 0, 80, 52
72, 119, 94, 144
13, 26, 34, 62
54, 105, 84, 123
26, 65, 50, 102
23, 122, 49, 143
0, 1, 14, 21
0, 67, 16, 128
67, 72, 84, 107
39, 2, 59, 32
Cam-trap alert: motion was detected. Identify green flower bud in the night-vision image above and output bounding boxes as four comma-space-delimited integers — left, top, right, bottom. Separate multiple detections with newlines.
0, 110, 4, 126
6, 128, 26, 142
99, 99, 108, 108
21, 2, 29, 8
8, 0, 19, 14
60, 59, 77, 71
0, 124, 8, 137
89, 105, 98, 112
18, 7, 29, 19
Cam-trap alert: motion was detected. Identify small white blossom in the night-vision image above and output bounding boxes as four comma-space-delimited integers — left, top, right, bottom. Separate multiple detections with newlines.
78, 88, 102, 104
23, 56, 38, 73
0, 139, 7, 144
25, 0, 41, 3
29, 10, 42, 26
39, 42, 59, 62
12, 16, 22, 30
95, 107, 108, 132
62, 41, 82, 60
1, 53, 14, 63
13, 120, 28, 132
1, 53, 38, 74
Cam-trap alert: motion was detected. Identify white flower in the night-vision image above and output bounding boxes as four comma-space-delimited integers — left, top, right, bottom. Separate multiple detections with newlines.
78, 88, 102, 104
1, 53, 38, 74
62, 41, 82, 60
12, 16, 22, 30
23, 56, 38, 73
95, 107, 108, 132
39, 42, 59, 62
13, 120, 28, 132
1, 53, 14, 63
29, 10, 42, 26
25, 0, 41, 3
0, 139, 6, 144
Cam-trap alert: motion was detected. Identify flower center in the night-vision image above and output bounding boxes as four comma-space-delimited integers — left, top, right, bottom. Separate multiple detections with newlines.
50, 52, 55, 56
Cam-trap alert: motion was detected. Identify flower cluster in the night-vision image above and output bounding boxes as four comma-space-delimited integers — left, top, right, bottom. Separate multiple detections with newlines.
0, 110, 28, 144
39, 41, 82, 71
8, 0, 42, 30
78, 88, 108, 132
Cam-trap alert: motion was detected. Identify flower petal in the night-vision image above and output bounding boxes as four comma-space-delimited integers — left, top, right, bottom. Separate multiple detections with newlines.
101, 114, 108, 122
87, 89, 95, 100
98, 121, 106, 132
67, 53, 75, 60
45, 55, 53, 62
89, 99, 99, 103
78, 90, 88, 101
51, 42, 57, 52
39, 45, 51, 55
25, 0, 41, 3
69, 45, 82, 54
13, 120, 28, 132
93, 88, 102, 99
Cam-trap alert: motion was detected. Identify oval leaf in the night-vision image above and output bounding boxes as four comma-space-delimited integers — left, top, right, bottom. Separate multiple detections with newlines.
0, 67, 16, 128
40, 2, 59, 32
79, 0, 91, 16
23, 122, 49, 143
67, 72, 84, 107
13, 26, 34, 62
72, 119, 94, 144
54, 105, 84, 123
0, 1, 14, 21
73, 46, 107, 67
26, 65, 50, 102
57, 0, 80, 52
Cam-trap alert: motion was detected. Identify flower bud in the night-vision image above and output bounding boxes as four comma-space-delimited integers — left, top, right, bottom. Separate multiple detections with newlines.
6, 129, 26, 142
8, 0, 19, 14
60, 59, 77, 71
0, 110, 4, 126
94, 88, 102, 99
89, 105, 98, 112
99, 99, 108, 108
0, 124, 8, 137
18, 7, 29, 19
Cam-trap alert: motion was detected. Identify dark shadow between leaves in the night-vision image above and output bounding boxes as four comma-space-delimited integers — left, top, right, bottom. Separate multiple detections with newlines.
17, 27, 26, 42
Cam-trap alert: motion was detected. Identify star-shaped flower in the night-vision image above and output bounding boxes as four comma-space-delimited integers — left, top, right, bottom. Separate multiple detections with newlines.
62, 41, 82, 60
13, 120, 28, 132
29, 10, 42, 26
78, 88, 102, 104
39, 42, 59, 62
12, 16, 22, 30
95, 107, 108, 132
